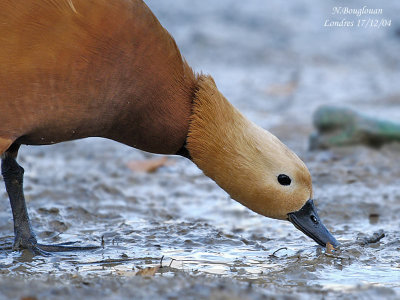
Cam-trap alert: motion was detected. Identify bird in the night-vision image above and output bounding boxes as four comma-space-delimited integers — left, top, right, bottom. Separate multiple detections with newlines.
0, 0, 338, 254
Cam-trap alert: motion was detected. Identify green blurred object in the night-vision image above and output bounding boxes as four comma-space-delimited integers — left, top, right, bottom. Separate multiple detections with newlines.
310, 106, 400, 150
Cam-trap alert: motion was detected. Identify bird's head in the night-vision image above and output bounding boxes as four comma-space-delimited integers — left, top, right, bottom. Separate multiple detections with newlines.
187, 76, 338, 247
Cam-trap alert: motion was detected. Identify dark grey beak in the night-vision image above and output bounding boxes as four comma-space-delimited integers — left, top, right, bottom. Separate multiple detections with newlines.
288, 199, 339, 248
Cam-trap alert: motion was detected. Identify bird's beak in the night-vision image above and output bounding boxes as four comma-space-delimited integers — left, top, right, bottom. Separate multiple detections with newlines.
288, 199, 339, 247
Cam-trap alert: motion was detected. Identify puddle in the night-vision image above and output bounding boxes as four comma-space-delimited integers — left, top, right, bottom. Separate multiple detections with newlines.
1, 139, 400, 299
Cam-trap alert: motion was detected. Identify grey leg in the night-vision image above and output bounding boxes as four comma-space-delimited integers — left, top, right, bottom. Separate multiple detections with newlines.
1, 146, 99, 255
1, 154, 38, 251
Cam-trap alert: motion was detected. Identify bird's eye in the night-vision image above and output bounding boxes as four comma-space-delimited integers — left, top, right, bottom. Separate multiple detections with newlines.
277, 174, 291, 186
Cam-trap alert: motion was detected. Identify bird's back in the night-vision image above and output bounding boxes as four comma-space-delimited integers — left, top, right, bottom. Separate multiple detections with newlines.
0, 0, 196, 154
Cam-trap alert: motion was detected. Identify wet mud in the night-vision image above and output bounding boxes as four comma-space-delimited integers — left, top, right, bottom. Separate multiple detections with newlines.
1, 0, 400, 299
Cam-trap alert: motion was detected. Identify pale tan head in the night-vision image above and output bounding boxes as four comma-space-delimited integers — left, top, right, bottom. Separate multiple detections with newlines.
187, 76, 312, 220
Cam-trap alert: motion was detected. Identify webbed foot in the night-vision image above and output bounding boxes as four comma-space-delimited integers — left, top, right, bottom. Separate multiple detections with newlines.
2, 149, 100, 256
13, 232, 99, 255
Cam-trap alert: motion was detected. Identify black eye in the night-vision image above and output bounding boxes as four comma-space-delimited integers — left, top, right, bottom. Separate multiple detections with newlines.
277, 174, 291, 186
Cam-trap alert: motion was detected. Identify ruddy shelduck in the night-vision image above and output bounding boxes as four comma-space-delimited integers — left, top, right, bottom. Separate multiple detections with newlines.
0, 0, 338, 254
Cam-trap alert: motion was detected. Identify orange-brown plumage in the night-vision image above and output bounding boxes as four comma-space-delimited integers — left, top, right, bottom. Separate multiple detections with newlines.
0, 0, 197, 154
187, 76, 312, 219
0, 0, 338, 252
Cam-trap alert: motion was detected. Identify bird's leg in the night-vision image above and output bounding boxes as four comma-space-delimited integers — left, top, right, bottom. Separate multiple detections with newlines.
1, 149, 38, 251
1, 147, 99, 255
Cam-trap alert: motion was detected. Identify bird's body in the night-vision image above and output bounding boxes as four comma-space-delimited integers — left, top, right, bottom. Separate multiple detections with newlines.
0, 0, 195, 154
0, 0, 338, 253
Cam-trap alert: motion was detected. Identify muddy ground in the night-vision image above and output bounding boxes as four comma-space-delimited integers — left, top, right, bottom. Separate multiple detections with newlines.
1, 0, 400, 299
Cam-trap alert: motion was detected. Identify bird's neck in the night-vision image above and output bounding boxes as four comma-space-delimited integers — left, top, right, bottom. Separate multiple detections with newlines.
186, 75, 268, 213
